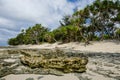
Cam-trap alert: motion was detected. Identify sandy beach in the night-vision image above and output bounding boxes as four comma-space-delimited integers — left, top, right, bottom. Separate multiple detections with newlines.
0, 40, 120, 80
16, 40, 120, 53
2, 74, 80, 80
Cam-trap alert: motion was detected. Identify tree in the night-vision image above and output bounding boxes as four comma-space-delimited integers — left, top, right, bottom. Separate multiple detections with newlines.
8, 38, 19, 45
115, 28, 120, 40
86, 0, 119, 40
8, 24, 49, 45
44, 32, 57, 43
60, 15, 71, 26
8, 0, 120, 45
24, 24, 49, 44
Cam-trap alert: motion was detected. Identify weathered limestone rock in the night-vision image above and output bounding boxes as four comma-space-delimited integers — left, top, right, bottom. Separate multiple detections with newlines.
0, 48, 88, 77
20, 49, 88, 73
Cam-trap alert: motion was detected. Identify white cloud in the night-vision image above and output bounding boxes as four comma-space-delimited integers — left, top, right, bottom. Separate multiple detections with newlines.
74, 0, 95, 10
0, 0, 94, 45
0, 17, 17, 30
0, 0, 75, 28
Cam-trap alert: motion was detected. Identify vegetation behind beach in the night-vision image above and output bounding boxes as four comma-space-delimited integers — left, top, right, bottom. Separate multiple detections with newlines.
8, 0, 120, 45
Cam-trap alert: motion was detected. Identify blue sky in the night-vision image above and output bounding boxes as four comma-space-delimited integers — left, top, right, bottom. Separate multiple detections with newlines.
0, 0, 94, 46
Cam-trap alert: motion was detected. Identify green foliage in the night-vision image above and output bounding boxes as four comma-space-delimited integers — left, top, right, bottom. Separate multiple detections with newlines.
8, 24, 49, 45
113, 12, 120, 21
92, 36, 100, 41
115, 28, 120, 39
116, 29, 120, 35
60, 15, 71, 26
44, 32, 56, 43
8, 38, 19, 45
103, 34, 111, 39
8, 0, 120, 45
53, 25, 80, 43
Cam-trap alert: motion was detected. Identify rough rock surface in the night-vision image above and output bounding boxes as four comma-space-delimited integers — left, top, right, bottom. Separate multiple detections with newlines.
20, 49, 88, 73
0, 48, 88, 78
0, 48, 120, 80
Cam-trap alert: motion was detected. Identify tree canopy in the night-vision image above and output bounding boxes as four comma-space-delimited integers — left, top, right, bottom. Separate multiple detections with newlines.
8, 0, 120, 45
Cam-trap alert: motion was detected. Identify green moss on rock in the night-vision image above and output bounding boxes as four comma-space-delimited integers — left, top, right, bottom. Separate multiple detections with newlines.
20, 49, 88, 73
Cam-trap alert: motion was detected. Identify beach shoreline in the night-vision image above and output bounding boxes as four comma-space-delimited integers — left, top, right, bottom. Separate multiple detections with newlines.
0, 40, 120, 80
13, 40, 120, 53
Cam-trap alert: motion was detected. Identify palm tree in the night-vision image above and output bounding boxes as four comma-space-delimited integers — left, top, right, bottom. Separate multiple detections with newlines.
89, 0, 116, 40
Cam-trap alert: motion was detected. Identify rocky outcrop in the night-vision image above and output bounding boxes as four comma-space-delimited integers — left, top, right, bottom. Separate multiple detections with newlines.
20, 49, 88, 73
1, 48, 120, 80
0, 48, 88, 78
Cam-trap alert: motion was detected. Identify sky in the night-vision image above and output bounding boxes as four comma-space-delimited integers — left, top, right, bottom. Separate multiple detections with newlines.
0, 0, 94, 46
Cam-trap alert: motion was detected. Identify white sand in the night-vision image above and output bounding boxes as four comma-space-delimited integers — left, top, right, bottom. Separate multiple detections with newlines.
1, 40, 120, 80
17, 40, 120, 53
3, 59, 17, 63
2, 74, 79, 80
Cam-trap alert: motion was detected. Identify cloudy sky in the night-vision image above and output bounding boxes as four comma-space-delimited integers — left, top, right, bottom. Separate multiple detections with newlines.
0, 0, 94, 46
